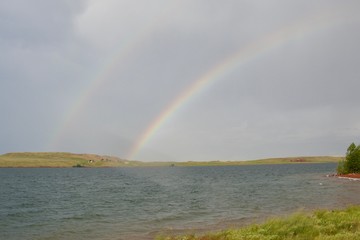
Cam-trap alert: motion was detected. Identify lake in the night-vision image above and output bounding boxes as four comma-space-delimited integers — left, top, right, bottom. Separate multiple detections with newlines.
1, 163, 359, 240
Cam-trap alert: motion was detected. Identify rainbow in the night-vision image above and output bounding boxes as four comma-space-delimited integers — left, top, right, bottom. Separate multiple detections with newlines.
49, 43, 133, 149
126, 8, 355, 160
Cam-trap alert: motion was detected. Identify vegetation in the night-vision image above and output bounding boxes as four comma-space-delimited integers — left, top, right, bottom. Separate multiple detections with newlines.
72, 163, 85, 168
0, 152, 140, 168
337, 142, 360, 175
0, 152, 342, 168
157, 206, 360, 240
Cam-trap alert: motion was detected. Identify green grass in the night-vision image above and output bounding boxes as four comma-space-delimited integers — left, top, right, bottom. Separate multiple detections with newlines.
0, 152, 342, 168
0, 152, 141, 167
157, 206, 360, 240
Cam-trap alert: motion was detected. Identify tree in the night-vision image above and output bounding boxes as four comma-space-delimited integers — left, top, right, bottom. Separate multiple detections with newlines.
337, 142, 360, 174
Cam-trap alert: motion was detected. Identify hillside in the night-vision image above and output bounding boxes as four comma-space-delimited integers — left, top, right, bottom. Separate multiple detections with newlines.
0, 152, 140, 168
0, 152, 343, 168
160, 156, 342, 167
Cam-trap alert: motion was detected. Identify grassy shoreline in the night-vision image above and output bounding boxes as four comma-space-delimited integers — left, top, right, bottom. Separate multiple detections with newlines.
0, 152, 342, 168
157, 206, 360, 240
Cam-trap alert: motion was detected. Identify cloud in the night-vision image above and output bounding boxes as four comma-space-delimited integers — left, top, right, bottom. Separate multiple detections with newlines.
0, 0, 85, 45
1, 0, 360, 160
0, 0, 90, 152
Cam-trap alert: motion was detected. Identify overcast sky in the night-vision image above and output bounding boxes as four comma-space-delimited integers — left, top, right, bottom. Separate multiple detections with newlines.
1, 0, 360, 161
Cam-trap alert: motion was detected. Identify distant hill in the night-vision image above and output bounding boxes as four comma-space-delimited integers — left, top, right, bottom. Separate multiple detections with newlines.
163, 156, 343, 167
0, 152, 140, 168
0, 152, 343, 168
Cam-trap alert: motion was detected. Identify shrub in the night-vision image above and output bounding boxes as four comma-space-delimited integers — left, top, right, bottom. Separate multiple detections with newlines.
337, 142, 360, 174
73, 163, 84, 168
337, 160, 347, 175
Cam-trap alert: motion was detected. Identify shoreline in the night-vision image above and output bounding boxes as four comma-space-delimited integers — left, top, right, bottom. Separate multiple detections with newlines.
327, 173, 360, 180
337, 173, 360, 180
0, 152, 342, 168
338, 173, 360, 178
0, 161, 339, 169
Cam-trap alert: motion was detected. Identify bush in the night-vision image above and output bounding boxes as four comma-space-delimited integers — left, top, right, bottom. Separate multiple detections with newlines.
337, 142, 360, 174
73, 163, 84, 168
337, 160, 347, 175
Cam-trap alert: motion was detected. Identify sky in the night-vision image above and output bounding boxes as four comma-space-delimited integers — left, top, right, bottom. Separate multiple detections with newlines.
1, 0, 360, 161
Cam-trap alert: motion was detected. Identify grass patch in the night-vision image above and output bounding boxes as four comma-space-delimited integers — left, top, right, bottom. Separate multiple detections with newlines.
0, 152, 137, 168
157, 206, 360, 240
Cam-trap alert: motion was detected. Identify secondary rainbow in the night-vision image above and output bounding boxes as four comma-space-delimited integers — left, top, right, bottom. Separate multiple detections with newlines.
126, 8, 355, 160
49, 3, 181, 149
49, 45, 131, 149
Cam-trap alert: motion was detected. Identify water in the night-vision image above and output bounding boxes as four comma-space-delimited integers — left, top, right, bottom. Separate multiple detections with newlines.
1, 163, 359, 240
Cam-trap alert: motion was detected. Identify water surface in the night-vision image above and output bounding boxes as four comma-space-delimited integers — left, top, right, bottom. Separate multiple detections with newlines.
1, 163, 359, 239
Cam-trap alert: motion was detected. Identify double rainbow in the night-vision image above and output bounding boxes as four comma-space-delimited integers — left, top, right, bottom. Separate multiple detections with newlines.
50, 6, 356, 160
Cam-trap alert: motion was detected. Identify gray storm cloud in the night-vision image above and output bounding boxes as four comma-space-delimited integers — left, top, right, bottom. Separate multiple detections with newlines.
1, 0, 360, 161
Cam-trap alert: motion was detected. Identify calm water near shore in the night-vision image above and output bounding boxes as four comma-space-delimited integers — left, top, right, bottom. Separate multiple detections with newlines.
1, 163, 359, 240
